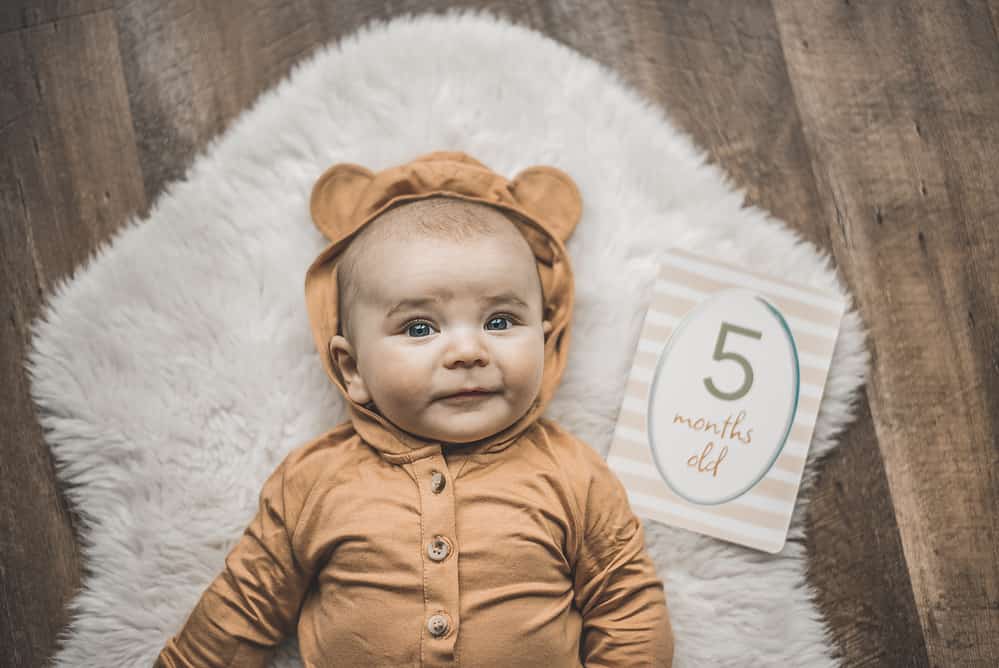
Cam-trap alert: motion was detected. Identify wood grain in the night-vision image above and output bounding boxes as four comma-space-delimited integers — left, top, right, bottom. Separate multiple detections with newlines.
773, 2, 999, 664
0, 9, 145, 667
1, 2, 996, 666
0, 1, 111, 36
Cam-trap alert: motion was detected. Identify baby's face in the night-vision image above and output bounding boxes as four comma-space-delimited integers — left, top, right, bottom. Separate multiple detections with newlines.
329, 229, 552, 445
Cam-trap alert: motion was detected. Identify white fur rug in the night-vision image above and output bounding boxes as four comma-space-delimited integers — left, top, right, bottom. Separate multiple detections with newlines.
27, 9, 869, 667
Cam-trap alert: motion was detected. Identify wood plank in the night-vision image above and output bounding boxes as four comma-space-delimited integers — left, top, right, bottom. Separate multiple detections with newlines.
0, 9, 145, 667
0, 0, 110, 36
111, 0, 333, 204
772, 1, 999, 665
803, 390, 929, 666
621, 0, 830, 251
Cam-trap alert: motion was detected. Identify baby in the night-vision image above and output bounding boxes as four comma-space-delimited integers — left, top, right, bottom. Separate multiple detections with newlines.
155, 151, 674, 667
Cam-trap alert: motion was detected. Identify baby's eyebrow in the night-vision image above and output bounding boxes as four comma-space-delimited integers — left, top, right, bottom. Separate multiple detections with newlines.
385, 291, 529, 318
385, 297, 442, 318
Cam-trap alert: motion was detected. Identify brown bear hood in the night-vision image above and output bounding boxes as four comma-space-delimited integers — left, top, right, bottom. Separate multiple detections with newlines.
304, 150, 581, 461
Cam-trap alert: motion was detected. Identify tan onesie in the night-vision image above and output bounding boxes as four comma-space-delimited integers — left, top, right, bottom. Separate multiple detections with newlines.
155, 151, 675, 667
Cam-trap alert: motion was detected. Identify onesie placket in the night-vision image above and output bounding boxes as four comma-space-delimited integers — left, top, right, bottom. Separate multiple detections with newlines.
355, 406, 523, 667
404, 446, 461, 666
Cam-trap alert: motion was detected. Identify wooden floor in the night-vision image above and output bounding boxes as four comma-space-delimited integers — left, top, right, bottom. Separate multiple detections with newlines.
2, 1, 997, 666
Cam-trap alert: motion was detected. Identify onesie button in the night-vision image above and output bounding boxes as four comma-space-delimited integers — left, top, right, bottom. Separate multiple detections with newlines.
427, 536, 451, 561
427, 612, 450, 637
430, 470, 446, 494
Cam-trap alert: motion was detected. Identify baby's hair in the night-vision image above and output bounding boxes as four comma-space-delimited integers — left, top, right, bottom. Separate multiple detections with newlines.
335, 195, 533, 344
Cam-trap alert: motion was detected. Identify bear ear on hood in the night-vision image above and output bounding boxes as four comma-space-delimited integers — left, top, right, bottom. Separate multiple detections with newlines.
310, 162, 375, 241
509, 165, 582, 244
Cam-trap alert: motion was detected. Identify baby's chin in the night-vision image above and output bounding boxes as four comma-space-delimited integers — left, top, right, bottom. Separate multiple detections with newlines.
410, 421, 507, 446
369, 394, 539, 445
404, 411, 521, 446
361, 402, 495, 443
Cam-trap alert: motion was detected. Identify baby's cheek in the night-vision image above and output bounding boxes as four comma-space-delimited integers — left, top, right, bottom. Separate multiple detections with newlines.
376, 354, 429, 398
503, 341, 545, 392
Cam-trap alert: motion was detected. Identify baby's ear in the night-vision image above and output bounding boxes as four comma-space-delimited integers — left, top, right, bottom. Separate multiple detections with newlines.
509, 165, 582, 243
310, 163, 375, 241
328, 335, 372, 405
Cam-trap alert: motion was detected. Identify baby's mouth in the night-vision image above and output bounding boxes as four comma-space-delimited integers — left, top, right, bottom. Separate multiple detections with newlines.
437, 389, 499, 402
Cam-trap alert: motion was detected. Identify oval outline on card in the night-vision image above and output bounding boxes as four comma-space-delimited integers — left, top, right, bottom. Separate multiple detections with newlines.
647, 288, 801, 505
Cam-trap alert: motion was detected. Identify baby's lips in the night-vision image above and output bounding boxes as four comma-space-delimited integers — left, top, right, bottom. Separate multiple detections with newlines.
436, 388, 499, 400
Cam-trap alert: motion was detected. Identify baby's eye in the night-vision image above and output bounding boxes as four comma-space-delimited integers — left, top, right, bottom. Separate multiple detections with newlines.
405, 321, 437, 338
485, 315, 514, 331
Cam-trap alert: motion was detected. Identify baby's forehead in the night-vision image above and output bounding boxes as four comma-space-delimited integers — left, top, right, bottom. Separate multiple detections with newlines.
375, 227, 526, 256
360, 261, 531, 305
363, 212, 535, 265
347, 198, 541, 304
359, 245, 536, 307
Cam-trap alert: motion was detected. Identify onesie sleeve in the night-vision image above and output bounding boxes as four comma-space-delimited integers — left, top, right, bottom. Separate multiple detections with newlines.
571, 441, 675, 668
154, 452, 318, 668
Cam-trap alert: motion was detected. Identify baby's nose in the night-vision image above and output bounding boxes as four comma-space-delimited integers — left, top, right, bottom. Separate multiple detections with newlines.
443, 331, 489, 368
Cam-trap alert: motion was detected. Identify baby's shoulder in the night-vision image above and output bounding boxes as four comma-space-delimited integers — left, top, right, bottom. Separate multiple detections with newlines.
530, 419, 629, 536
532, 418, 612, 481
275, 421, 363, 490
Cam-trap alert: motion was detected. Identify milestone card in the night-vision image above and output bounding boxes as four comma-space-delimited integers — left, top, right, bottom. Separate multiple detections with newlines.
607, 247, 846, 553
